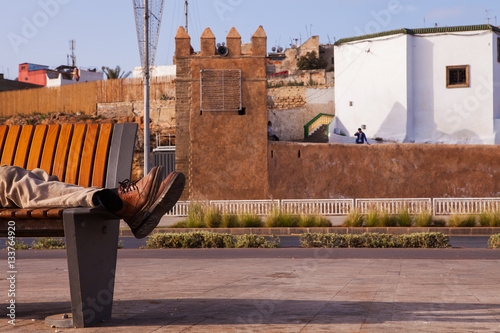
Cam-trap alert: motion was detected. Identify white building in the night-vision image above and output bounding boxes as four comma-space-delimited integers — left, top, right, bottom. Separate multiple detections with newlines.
46, 66, 103, 87
132, 65, 176, 78
332, 24, 500, 144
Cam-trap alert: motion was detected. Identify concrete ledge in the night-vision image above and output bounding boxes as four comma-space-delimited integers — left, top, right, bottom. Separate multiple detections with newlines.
119, 227, 500, 237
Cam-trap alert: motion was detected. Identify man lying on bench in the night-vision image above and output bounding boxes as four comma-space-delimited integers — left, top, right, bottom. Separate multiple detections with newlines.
0, 165, 184, 239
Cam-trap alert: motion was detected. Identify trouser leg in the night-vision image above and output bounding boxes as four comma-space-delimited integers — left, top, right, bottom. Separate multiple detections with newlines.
0, 165, 100, 209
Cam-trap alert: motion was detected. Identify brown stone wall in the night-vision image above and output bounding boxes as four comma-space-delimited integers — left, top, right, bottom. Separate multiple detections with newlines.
175, 26, 269, 200
267, 86, 306, 110
268, 142, 500, 199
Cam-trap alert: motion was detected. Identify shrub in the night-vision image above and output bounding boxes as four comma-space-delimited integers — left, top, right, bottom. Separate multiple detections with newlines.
185, 202, 208, 228
171, 220, 188, 228
448, 214, 477, 227
205, 207, 223, 228
479, 211, 500, 227
298, 215, 331, 227
145, 231, 280, 248
240, 213, 263, 227
221, 213, 240, 228
343, 209, 364, 227
300, 232, 450, 248
431, 218, 446, 227
234, 235, 280, 248
365, 210, 380, 227
379, 212, 398, 227
487, 234, 500, 248
6, 240, 30, 250
415, 210, 433, 227
265, 210, 299, 227
397, 208, 413, 227
32, 237, 65, 249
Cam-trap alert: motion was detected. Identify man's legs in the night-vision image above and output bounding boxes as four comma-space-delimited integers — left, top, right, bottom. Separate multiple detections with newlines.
0, 165, 99, 209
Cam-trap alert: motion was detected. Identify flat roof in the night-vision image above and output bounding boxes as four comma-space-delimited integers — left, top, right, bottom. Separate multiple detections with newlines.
335, 24, 500, 45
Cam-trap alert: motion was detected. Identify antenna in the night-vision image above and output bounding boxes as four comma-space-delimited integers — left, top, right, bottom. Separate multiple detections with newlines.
68, 39, 76, 67
185, 0, 188, 33
486, 10, 495, 24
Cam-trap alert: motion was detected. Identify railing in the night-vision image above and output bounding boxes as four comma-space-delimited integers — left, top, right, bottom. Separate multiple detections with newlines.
433, 198, 500, 215
356, 198, 432, 214
281, 199, 353, 215
210, 200, 279, 215
166, 198, 500, 217
304, 113, 335, 139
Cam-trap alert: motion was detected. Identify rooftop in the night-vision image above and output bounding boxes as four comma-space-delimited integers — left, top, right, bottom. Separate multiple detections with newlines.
335, 24, 500, 45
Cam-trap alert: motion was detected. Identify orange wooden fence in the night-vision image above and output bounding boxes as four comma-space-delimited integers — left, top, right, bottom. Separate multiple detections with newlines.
0, 76, 175, 117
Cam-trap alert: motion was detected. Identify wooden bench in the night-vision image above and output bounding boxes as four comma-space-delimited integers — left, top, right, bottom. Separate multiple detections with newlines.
0, 122, 138, 327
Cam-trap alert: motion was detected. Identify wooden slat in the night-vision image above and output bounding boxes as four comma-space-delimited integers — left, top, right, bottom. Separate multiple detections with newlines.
64, 124, 87, 184
0, 210, 16, 219
13, 125, 34, 168
0, 125, 21, 166
40, 125, 61, 175
14, 209, 31, 219
0, 125, 8, 159
92, 123, 113, 187
78, 123, 99, 187
47, 209, 63, 219
52, 124, 73, 181
31, 209, 48, 219
26, 125, 48, 170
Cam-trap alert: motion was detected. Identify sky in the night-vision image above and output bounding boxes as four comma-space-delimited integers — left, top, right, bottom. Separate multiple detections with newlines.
0, 0, 499, 80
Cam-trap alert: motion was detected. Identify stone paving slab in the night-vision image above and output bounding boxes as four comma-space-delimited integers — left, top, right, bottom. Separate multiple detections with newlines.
0, 249, 500, 332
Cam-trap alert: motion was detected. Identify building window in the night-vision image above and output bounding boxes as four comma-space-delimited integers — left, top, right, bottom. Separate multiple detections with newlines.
446, 65, 469, 88
200, 69, 242, 112
497, 37, 500, 63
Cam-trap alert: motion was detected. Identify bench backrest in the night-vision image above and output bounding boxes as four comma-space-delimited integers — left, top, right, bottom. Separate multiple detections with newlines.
0, 122, 138, 188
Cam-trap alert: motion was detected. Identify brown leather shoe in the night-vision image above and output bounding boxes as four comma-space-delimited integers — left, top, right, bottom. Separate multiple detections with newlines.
131, 171, 185, 239
117, 166, 162, 229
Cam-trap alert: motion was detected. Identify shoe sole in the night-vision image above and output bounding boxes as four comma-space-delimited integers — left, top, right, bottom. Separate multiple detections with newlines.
126, 166, 163, 229
132, 172, 185, 239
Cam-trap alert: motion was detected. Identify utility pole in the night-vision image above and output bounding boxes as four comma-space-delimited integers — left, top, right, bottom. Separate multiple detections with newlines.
143, 0, 151, 174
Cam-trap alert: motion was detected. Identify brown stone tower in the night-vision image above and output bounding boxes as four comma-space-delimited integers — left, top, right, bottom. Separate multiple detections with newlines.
175, 26, 269, 200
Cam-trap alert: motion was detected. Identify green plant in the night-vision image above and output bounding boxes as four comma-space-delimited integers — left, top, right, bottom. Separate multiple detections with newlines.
298, 215, 331, 227
365, 210, 380, 227
487, 234, 500, 248
397, 207, 413, 227
205, 207, 222, 228
448, 214, 477, 227
415, 210, 433, 227
31, 237, 65, 249
6, 240, 30, 250
240, 213, 263, 227
184, 202, 207, 228
171, 220, 188, 228
221, 213, 240, 228
265, 209, 299, 227
343, 209, 364, 227
145, 232, 280, 249
478, 211, 500, 227
297, 51, 327, 70
432, 218, 446, 227
300, 232, 450, 248
117, 240, 124, 249
379, 212, 398, 227
234, 235, 280, 248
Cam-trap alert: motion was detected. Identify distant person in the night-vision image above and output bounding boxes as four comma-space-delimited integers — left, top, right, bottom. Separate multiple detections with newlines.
268, 121, 279, 141
355, 128, 370, 145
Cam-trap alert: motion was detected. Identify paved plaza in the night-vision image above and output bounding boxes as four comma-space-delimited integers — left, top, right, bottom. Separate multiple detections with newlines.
1, 248, 499, 332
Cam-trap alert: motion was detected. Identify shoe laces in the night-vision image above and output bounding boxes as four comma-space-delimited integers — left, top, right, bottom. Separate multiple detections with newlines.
118, 179, 138, 194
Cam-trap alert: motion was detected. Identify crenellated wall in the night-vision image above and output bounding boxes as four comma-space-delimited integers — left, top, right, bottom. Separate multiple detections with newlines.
175, 26, 269, 200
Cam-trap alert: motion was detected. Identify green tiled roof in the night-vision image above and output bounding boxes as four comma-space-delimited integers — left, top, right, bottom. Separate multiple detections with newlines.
335, 24, 500, 45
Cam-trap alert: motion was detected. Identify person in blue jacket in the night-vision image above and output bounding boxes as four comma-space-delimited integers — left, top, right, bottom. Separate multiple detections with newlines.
355, 128, 370, 145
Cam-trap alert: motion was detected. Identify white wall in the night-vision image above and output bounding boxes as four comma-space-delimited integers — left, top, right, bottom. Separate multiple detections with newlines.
334, 34, 410, 142
133, 65, 176, 78
412, 31, 495, 144
46, 70, 103, 87
493, 33, 500, 143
